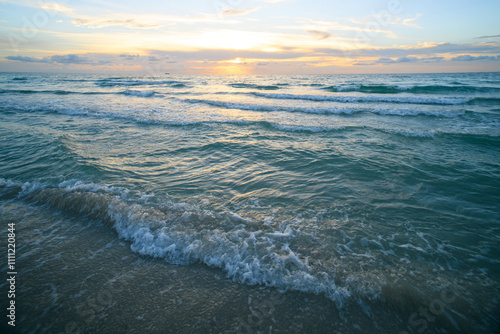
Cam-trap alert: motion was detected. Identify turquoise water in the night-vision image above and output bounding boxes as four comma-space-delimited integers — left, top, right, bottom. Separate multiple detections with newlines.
1, 72, 499, 333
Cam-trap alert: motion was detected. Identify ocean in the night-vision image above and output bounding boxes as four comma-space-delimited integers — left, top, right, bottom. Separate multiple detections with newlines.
0, 72, 499, 333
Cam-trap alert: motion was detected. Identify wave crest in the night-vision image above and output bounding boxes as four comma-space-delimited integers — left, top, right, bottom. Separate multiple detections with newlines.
0, 179, 352, 306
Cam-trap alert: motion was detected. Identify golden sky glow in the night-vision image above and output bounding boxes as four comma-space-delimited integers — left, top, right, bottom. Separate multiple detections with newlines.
1, 0, 499, 74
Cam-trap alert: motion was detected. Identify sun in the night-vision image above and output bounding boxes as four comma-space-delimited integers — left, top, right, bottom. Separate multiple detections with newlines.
212, 61, 251, 75
228, 58, 243, 64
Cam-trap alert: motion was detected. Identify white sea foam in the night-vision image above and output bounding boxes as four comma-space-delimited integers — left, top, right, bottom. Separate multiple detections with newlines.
3, 178, 353, 305
335, 85, 361, 92
396, 85, 415, 90
0, 178, 20, 188
372, 108, 464, 117
58, 180, 130, 197
2, 177, 495, 310
108, 198, 353, 305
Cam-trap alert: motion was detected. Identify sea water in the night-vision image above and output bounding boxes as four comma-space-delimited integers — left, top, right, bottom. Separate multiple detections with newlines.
0, 72, 499, 333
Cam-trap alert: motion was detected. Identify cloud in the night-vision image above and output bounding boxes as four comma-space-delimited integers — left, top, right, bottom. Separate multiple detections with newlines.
294, 18, 399, 39
5, 52, 205, 72
451, 55, 500, 61
7, 54, 98, 65
50, 54, 89, 64
475, 35, 500, 39
30, 0, 250, 31
119, 54, 140, 59
420, 56, 445, 63
71, 19, 159, 29
148, 56, 160, 62
320, 42, 500, 60
3, 40, 499, 73
5, 56, 51, 63
219, 7, 261, 17
148, 48, 309, 61
354, 56, 445, 66
68, 11, 249, 30
376, 56, 419, 64
402, 14, 422, 29
379, 56, 444, 63
307, 30, 332, 40
39, 2, 74, 15
255, 0, 292, 3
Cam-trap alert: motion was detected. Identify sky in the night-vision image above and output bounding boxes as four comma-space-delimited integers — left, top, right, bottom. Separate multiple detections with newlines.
1, 0, 500, 74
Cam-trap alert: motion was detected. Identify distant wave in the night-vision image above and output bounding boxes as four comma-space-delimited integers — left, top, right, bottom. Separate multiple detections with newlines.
320, 84, 500, 94
467, 97, 500, 105
222, 120, 349, 134
0, 88, 108, 95
61, 78, 98, 82
251, 92, 471, 105
229, 83, 281, 90
181, 98, 466, 117
121, 89, 156, 97
267, 123, 346, 133
1, 102, 466, 138
0, 103, 342, 131
0, 88, 158, 98
3, 94, 462, 119
96, 79, 188, 88
370, 108, 466, 117
182, 98, 357, 115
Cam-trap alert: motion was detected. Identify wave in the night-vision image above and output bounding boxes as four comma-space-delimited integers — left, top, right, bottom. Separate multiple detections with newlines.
229, 83, 280, 90
371, 108, 465, 118
321, 84, 500, 94
96, 79, 187, 88
1, 95, 464, 119
2, 102, 466, 138
379, 128, 500, 141
467, 97, 500, 105
302, 83, 325, 87
221, 120, 348, 133
0, 88, 108, 95
121, 90, 156, 98
447, 132, 500, 147
250, 92, 471, 105
0, 103, 345, 133
182, 98, 465, 118
0, 88, 158, 98
379, 128, 435, 138
0, 89, 48, 94
0, 178, 352, 306
0, 103, 454, 140
267, 123, 346, 133
182, 98, 357, 115
61, 78, 97, 82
